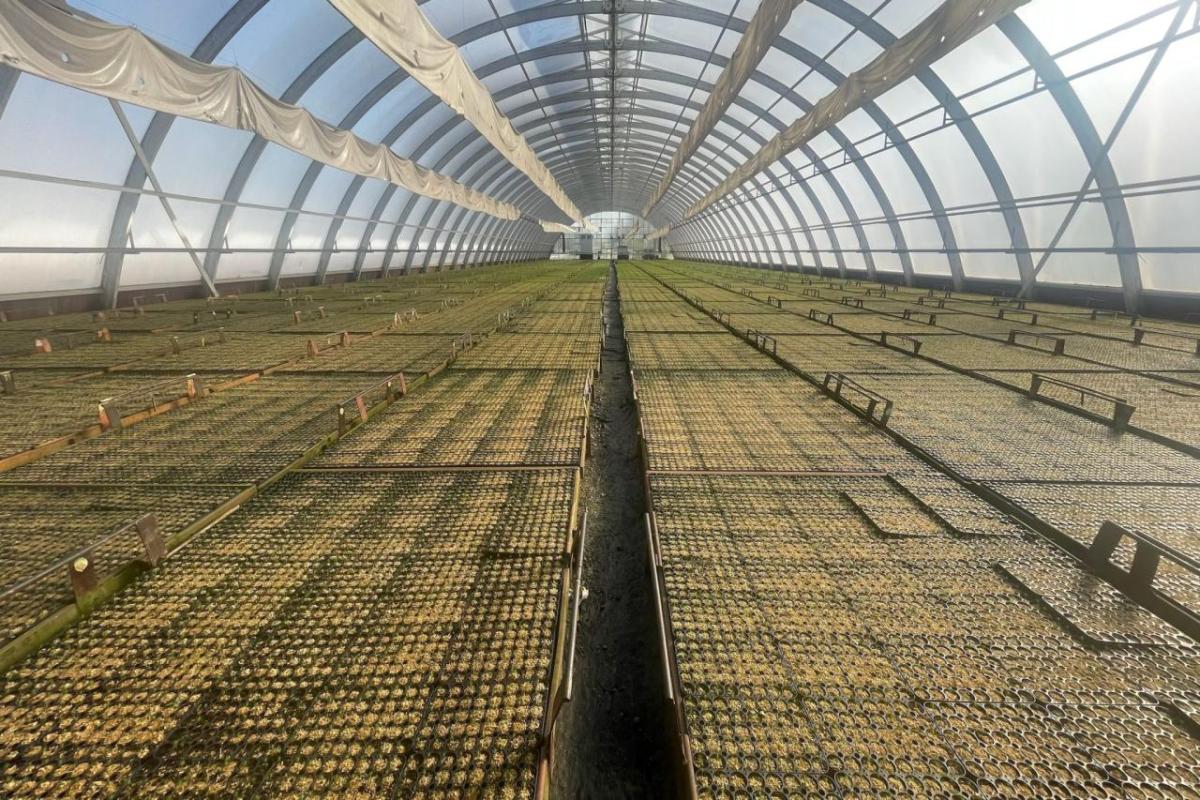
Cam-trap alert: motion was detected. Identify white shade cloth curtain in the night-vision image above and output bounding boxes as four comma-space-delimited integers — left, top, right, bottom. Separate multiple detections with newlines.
0, 0, 521, 220
643, 0, 801, 218
329, 0, 583, 225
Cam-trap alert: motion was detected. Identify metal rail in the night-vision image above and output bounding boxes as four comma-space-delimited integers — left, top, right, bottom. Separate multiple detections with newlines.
1007, 328, 1066, 355
0, 514, 161, 604
1028, 373, 1136, 430
645, 512, 674, 703
1088, 520, 1200, 593
565, 511, 588, 701
822, 372, 894, 427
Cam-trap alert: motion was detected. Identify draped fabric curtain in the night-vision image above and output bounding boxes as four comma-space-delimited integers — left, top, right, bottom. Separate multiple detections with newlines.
329, 0, 583, 225
0, 0, 522, 220
643, 0, 802, 218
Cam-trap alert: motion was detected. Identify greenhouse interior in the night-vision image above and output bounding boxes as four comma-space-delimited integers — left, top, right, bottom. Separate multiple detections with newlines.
0, 0, 1198, 797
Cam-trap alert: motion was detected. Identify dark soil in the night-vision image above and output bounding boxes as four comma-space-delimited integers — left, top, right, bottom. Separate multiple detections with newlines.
551, 263, 675, 798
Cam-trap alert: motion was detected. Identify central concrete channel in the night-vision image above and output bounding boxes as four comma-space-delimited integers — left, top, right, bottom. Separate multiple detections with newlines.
552, 262, 675, 797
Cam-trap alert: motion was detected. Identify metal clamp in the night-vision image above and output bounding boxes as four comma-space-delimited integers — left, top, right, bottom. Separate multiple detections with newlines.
902, 308, 937, 326
335, 371, 406, 436
1008, 328, 1065, 355
823, 372, 894, 426
0, 513, 163, 609
880, 332, 922, 355
998, 307, 1039, 325
1088, 520, 1200, 591
1133, 326, 1200, 356
1029, 373, 1134, 429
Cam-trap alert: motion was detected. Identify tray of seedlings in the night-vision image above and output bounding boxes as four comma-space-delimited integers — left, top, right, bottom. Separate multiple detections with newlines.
0, 483, 234, 644
0, 371, 219, 460
909, 333, 1079, 371
774, 334, 940, 375
632, 370, 900, 473
647, 471, 1200, 798
509, 312, 600, 335
453, 334, 600, 371
845, 372, 1200, 484
0, 332, 172, 371
316, 370, 589, 469
626, 333, 779, 372
276, 334, 453, 376
1063, 335, 1200, 373
0, 375, 370, 487
621, 305, 724, 333
0, 468, 577, 799
723, 311, 833, 336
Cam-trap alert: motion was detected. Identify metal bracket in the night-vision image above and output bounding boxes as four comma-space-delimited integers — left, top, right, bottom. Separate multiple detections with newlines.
1088, 520, 1200, 591
68, 554, 98, 602
135, 514, 165, 567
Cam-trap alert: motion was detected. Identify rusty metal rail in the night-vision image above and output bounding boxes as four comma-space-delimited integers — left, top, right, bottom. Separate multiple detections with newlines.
1028, 373, 1135, 430
822, 372, 894, 426
0, 514, 162, 608
335, 371, 408, 436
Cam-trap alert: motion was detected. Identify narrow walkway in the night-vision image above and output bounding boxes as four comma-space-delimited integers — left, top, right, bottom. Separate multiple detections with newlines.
553, 263, 674, 798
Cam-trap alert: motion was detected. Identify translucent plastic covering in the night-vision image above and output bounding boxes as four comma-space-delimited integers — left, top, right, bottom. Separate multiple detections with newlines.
0, 0, 1195, 310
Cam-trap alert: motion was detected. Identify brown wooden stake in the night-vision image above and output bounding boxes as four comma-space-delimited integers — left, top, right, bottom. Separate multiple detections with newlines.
68, 555, 98, 603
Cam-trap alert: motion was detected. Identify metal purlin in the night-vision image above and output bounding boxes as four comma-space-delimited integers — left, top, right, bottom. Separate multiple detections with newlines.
431, 71, 873, 274
0, 65, 18, 117
68, 0, 1147, 303
360, 61, 886, 279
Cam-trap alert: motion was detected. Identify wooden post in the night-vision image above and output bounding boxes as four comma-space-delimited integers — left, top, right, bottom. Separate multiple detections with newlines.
136, 514, 165, 566
68, 554, 98, 603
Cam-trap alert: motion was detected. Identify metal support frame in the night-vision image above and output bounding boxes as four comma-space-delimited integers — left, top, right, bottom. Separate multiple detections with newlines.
98, 0, 268, 308
108, 99, 218, 298
1015, 0, 1193, 310
2, 0, 1162, 309
998, 15, 1143, 313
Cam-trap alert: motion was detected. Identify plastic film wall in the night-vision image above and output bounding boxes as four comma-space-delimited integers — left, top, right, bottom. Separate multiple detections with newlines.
0, 0, 1196, 309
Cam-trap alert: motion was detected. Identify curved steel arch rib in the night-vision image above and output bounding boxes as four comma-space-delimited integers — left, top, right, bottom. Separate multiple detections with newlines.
97, 0, 270, 307
93, 0, 1135, 303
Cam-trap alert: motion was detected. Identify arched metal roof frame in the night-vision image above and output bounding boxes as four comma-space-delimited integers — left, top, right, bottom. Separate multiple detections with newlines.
271, 3, 1048, 290
106, 3, 893, 287
339, 58, 903, 283
383, 90, 803, 275
283, 12, 939, 285
441, 110, 777, 271
311, 0, 1038, 289
96, 0, 270, 305
478, 77, 882, 277
69, 0, 1142, 306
